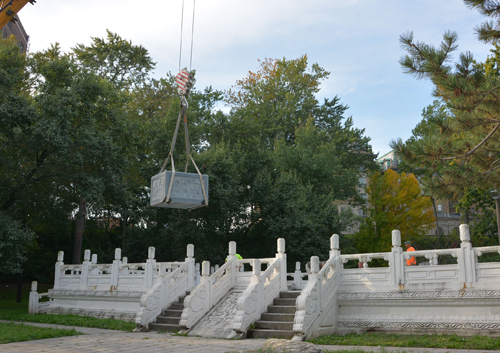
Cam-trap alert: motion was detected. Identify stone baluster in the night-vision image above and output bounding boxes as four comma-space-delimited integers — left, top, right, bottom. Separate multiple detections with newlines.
80, 249, 91, 289
390, 230, 404, 286
276, 238, 287, 290
185, 244, 195, 290
121, 257, 128, 274
210, 266, 215, 274
110, 248, 122, 290
54, 251, 64, 289
459, 224, 476, 285
294, 262, 302, 290
145, 246, 156, 288
28, 281, 39, 314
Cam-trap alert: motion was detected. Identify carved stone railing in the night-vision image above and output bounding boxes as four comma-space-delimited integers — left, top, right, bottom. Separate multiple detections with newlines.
28, 281, 51, 314
287, 261, 308, 290
233, 238, 287, 333
29, 245, 196, 322
179, 241, 240, 329
135, 245, 195, 330
293, 234, 341, 338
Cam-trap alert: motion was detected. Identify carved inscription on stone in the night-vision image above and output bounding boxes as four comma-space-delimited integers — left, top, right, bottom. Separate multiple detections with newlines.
171, 177, 203, 198
151, 176, 165, 202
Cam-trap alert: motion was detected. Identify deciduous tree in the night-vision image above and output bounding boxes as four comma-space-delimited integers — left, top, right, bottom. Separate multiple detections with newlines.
355, 169, 435, 254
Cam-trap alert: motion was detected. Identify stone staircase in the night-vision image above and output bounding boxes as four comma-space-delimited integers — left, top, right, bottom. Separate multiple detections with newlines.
246, 290, 300, 339
149, 294, 187, 332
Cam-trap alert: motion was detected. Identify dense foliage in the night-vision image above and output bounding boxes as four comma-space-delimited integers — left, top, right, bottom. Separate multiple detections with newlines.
391, 0, 500, 244
355, 169, 435, 254
0, 33, 376, 280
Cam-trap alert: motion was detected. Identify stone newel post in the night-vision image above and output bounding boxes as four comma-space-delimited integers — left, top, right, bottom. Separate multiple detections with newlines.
80, 249, 91, 289
310, 256, 320, 280
28, 281, 39, 314
294, 262, 302, 290
91, 254, 98, 275
54, 251, 64, 289
276, 238, 287, 289
228, 241, 237, 261
390, 230, 404, 286
330, 234, 340, 258
185, 244, 195, 290
459, 224, 476, 285
111, 248, 122, 289
145, 247, 156, 288
201, 260, 212, 308
227, 241, 239, 281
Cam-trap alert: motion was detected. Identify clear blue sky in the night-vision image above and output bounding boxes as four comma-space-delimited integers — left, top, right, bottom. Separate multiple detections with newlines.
20, 0, 491, 156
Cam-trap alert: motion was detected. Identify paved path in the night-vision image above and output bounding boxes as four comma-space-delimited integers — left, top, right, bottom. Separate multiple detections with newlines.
1, 321, 495, 353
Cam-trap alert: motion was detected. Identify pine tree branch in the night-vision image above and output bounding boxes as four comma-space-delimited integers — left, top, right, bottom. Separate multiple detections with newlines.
440, 122, 500, 160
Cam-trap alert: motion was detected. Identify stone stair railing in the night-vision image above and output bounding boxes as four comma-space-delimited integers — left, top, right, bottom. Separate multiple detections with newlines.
291, 225, 500, 339
233, 238, 287, 333
293, 234, 341, 339
29, 245, 197, 323
28, 281, 51, 314
179, 241, 241, 329
135, 245, 195, 330
287, 261, 308, 290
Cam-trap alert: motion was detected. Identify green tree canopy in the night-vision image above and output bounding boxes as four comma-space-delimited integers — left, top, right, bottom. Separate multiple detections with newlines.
392, 2, 500, 199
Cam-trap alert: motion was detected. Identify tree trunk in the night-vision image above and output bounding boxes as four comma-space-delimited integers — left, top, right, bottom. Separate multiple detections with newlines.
16, 270, 22, 303
72, 196, 87, 264
431, 197, 440, 246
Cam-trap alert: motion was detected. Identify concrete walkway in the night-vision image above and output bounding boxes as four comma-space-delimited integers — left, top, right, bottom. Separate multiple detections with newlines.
0, 321, 495, 353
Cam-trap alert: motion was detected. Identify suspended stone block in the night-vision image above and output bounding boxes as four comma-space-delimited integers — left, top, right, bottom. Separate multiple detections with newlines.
150, 171, 209, 209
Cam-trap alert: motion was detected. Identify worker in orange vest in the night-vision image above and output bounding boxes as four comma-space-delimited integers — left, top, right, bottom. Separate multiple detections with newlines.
404, 241, 416, 266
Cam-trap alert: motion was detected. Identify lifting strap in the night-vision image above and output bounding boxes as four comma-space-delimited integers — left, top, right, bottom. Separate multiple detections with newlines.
159, 69, 208, 209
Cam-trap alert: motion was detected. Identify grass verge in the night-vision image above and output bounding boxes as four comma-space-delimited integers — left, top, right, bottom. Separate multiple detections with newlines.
0, 282, 135, 331
309, 332, 500, 350
0, 322, 82, 343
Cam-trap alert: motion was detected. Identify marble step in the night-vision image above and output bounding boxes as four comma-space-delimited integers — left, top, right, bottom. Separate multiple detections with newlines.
246, 328, 295, 339
155, 316, 182, 324
160, 309, 183, 318
169, 302, 185, 310
148, 322, 181, 332
279, 291, 301, 299
254, 320, 293, 331
273, 297, 297, 306
260, 312, 295, 322
267, 305, 297, 314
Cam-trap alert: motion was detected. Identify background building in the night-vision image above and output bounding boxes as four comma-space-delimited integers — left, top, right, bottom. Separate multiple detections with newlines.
1, 15, 29, 52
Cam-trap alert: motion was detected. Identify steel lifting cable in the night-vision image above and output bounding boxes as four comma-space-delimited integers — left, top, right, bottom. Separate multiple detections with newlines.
159, 0, 208, 208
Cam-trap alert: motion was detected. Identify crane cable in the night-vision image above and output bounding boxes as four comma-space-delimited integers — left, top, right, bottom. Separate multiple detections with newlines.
159, 0, 207, 208
178, 0, 196, 72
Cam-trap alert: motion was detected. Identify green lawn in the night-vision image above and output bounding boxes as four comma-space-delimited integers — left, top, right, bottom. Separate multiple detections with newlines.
0, 322, 82, 343
309, 332, 500, 350
0, 282, 135, 331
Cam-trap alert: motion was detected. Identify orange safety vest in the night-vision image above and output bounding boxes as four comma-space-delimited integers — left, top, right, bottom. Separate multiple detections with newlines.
406, 246, 416, 266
